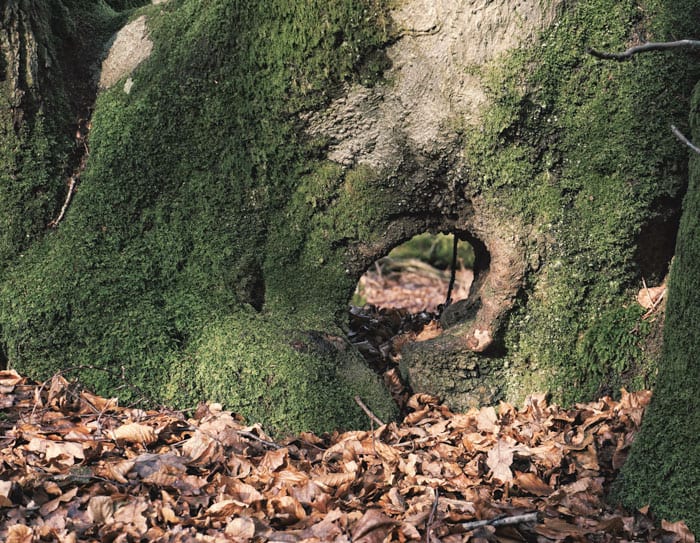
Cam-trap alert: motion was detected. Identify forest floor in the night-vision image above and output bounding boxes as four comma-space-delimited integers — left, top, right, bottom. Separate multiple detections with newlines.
0, 373, 694, 541
0, 264, 691, 542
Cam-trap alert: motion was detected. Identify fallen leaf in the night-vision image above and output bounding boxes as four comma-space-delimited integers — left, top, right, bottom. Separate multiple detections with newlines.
6, 524, 33, 543
513, 471, 552, 496
88, 495, 114, 523
352, 508, 398, 543
662, 520, 696, 543
487, 440, 514, 483
111, 422, 157, 444
225, 516, 256, 539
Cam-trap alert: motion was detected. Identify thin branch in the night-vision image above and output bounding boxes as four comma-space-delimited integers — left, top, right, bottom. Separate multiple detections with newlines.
424, 487, 440, 543
460, 512, 539, 532
588, 39, 700, 61
236, 430, 282, 450
671, 124, 700, 155
641, 277, 654, 309
354, 395, 385, 427
48, 175, 77, 228
443, 234, 459, 310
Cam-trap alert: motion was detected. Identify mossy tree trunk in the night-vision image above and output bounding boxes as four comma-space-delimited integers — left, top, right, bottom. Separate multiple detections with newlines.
615, 86, 700, 533
1, 0, 700, 436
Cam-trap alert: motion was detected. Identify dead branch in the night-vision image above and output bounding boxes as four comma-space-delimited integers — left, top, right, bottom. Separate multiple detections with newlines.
424, 487, 440, 543
588, 39, 700, 61
460, 511, 539, 531
443, 234, 459, 310
48, 175, 77, 228
236, 430, 283, 450
671, 124, 700, 155
354, 395, 385, 427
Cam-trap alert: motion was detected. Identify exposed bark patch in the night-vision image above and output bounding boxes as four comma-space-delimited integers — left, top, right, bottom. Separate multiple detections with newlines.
99, 15, 153, 89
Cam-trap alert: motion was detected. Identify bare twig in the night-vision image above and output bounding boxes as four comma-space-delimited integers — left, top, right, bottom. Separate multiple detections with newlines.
671, 124, 700, 155
354, 395, 385, 427
236, 430, 283, 450
643, 288, 666, 320
460, 511, 539, 531
588, 39, 700, 61
443, 234, 459, 310
424, 487, 440, 543
48, 175, 77, 228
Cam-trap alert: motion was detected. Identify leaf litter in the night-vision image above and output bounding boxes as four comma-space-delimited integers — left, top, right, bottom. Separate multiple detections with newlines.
0, 369, 695, 542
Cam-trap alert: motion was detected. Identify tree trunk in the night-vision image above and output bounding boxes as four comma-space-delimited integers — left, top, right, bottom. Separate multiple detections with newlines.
1, 0, 699, 435
615, 84, 700, 533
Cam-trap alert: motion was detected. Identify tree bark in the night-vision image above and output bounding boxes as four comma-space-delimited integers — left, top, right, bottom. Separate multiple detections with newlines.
615, 84, 700, 533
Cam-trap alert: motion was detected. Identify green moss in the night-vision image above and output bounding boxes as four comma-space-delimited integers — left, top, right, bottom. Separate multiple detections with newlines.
467, 0, 700, 403
0, 0, 396, 432
388, 233, 474, 270
167, 310, 397, 435
615, 82, 700, 533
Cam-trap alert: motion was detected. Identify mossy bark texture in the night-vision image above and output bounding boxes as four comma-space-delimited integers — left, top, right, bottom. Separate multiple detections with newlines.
1, 0, 700, 436
615, 86, 700, 533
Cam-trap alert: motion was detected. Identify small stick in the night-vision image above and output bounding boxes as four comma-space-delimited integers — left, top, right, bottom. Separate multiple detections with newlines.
236, 430, 282, 450
443, 234, 459, 309
354, 395, 385, 426
588, 39, 700, 61
671, 124, 700, 155
460, 512, 539, 531
424, 487, 440, 543
48, 175, 77, 228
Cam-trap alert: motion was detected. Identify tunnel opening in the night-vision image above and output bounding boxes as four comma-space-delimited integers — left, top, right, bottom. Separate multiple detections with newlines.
351, 232, 476, 313
347, 232, 482, 412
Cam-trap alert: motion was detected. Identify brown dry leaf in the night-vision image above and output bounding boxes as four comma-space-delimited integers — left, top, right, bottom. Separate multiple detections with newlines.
662, 520, 696, 543
0, 369, 23, 387
113, 498, 149, 533
476, 406, 499, 434
415, 320, 442, 341
636, 283, 665, 309
315, 471, 356, 490
0, 480, 14, 507
352, 508, 398, 543
486, 440, 514, 483
258, 447, 288, 473
513, 471, 552, 496
80, 390, 118, 412
266, 496, 307, 525
226, 480, 264, 504
6, 524, 33, 543
111, 422, 157, 444
88, 495, 115, 523
225, 516, 256, 539
0, 371, 666, 543
182, 430, 223, 464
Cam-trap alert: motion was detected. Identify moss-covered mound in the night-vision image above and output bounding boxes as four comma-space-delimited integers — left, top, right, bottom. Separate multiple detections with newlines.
0, 0, 398, 433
